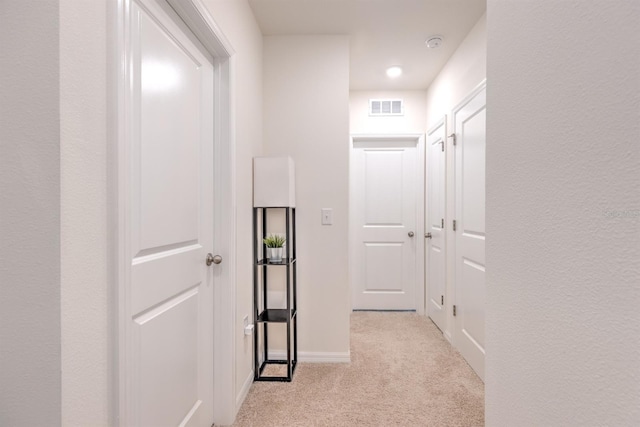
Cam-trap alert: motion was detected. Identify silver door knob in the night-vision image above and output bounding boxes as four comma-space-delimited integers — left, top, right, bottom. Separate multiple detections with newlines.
425, 232, 432, 239
206, 253, 223, 266
408, 231, 415, 237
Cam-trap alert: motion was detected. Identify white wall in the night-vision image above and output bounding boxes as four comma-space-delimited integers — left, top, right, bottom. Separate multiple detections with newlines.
60, 0, 112, 425
0, 2, 62, 425
486, 1, 640, 425
426, 14, 486, 129
424, 14, 486, 340
263, 36, 351, 356
201, 0, 264, 411
350, 90, 427, 134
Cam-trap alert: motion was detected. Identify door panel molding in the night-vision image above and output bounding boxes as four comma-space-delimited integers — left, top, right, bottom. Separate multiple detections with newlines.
112, 0, 237, 425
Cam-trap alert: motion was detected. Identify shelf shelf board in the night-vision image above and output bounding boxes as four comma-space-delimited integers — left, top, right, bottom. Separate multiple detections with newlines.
256, 308, 297, 323
257, 258, 296, 266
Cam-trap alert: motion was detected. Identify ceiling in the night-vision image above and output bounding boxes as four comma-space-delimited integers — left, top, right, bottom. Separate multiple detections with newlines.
248, 0, 486, 91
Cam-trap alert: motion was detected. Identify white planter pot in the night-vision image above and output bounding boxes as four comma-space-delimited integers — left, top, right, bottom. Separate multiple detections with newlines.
267, 247, 284, 263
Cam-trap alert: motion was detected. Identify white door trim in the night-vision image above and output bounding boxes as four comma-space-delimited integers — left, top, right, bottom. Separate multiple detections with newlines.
111, 0, 237, 425
349, 134, 425, 314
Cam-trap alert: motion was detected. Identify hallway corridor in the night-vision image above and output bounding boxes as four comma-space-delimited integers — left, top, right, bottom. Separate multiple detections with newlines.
233, 312, 484, 426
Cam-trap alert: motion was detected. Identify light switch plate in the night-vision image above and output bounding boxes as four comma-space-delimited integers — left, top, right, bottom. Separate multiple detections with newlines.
321, 208, 333, 225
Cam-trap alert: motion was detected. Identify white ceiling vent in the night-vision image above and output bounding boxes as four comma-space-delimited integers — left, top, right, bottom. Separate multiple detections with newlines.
369, 99, 403, 116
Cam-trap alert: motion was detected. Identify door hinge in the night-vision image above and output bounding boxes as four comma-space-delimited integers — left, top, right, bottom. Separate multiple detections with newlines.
441, 295, 444, 305
440, 140, 444, 152
448, 133, 457, 146
453, 305, 457, 316
441, 218, 444, 229
453, 220, 457, 231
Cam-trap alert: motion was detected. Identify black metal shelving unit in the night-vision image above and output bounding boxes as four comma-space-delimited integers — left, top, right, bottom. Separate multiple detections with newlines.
253, 207, 297, 382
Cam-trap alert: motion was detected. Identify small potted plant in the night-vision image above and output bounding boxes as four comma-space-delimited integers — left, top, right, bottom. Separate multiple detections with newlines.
263, 234, 286, 263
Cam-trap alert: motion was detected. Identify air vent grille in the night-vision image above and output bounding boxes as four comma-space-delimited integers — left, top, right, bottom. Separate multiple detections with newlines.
369, 99, 403, 116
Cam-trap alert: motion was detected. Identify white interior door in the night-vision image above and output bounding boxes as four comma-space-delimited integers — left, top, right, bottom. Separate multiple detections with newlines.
453, 83, 487, 380
426, 118, 447, 331
126, 0, 215, 425
352, 137, 418, 310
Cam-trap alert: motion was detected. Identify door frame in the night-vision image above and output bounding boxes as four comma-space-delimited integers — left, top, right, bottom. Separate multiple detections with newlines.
110, 0, 237, 425
348, 134, 425, 314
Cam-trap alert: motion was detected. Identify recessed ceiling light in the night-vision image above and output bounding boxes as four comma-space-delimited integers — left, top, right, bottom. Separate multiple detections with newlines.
425, 36, 443, 49
386, 66, 402, 78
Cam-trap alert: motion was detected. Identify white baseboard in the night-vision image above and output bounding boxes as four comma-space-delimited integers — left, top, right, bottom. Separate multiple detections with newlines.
235, 370, 254, 413
268, 350, 351, 363
444, 331, 453, 344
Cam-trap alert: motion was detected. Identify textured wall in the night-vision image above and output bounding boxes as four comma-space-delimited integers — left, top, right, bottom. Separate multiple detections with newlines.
263, 36, 351, 355
0, 2, 61, 426
486, 1, 640, 425
59, 0, 111, 425
350, 90, 427, 135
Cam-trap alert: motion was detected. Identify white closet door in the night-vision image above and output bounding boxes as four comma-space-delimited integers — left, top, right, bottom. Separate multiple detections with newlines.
125, 0, 215, 425
426, 118, 447, 331
453, 83, 487, 380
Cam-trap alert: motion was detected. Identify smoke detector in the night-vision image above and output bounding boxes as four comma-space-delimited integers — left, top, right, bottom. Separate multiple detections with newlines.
425, 36, 443, 49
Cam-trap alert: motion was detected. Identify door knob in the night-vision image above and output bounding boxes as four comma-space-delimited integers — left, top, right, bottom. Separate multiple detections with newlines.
425, 232, 432, 239
408, 231, 415, 237
206, 253, 222, 266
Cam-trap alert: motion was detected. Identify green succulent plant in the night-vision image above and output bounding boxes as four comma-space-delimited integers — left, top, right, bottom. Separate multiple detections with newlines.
263, 234, 286, 248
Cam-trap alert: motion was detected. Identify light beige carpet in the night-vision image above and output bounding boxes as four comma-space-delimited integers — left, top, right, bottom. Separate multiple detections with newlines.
233, 312, 484, 427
